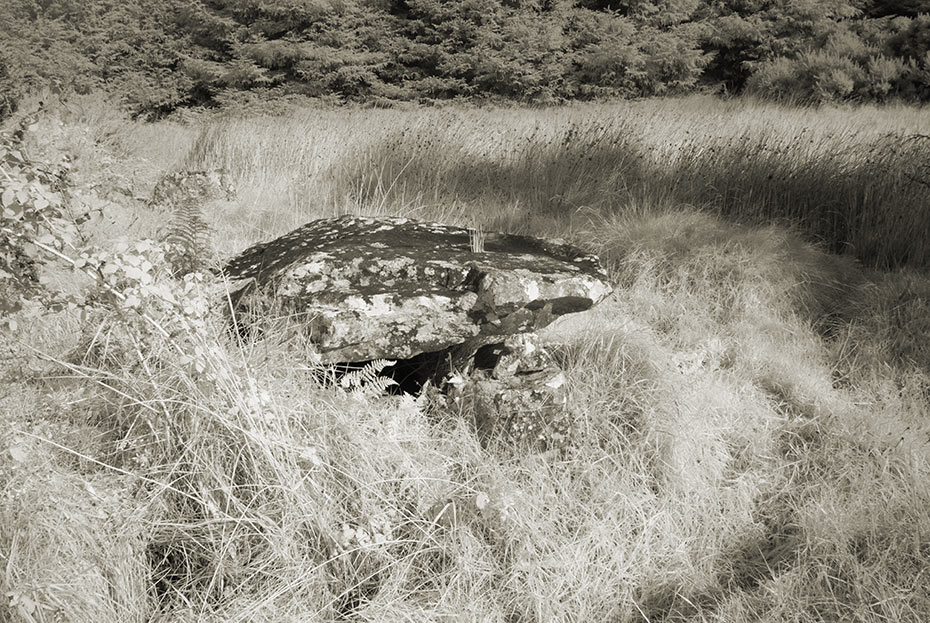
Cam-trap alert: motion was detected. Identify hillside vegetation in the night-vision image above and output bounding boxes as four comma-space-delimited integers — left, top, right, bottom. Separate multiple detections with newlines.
1, 96, 929, 622
3, 0, 930, 118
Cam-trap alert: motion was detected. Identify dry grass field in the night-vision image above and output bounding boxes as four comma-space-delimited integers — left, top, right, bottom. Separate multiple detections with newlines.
1, 94, 929, 622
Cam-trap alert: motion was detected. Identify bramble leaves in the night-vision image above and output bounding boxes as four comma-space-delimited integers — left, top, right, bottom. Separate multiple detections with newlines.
0, 138, 76, 323
0, 135, 220, 379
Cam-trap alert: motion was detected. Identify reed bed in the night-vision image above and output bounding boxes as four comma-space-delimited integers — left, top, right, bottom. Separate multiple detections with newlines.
180, 97, 930, 268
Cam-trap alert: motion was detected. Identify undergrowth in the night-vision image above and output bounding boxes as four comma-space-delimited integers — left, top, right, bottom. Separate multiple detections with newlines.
1, 95, 929, 622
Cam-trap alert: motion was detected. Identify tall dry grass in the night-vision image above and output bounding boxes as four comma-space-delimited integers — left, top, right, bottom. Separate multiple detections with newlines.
2, 95, 929, 622
177, 97, 930, 268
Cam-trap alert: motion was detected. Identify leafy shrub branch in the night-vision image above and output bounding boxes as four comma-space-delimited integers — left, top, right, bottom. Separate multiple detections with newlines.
0, 133, 218, 376
0, 136, 77, 324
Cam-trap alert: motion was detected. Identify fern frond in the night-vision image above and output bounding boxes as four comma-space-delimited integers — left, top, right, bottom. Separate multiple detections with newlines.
151, 169, 232, 278
163, 198, 212, 277
340, 359, 398, 396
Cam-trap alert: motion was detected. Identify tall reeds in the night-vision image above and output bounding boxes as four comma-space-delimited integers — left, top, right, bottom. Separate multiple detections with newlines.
183, 98, 930, 268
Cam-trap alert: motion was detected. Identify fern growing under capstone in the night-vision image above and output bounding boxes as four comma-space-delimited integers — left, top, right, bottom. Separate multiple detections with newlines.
339, 359, 399, 396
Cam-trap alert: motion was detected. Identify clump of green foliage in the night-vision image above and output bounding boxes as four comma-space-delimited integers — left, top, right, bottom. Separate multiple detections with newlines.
150, 169, 231, 277
3, 0, 930, 118
0, 0, 192, 119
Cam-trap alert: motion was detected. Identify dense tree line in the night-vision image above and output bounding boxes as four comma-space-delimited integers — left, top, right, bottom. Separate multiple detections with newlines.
1, 0, 928, 116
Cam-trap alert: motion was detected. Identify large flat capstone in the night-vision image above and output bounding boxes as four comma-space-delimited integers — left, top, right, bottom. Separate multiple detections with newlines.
222, 215, 612, 362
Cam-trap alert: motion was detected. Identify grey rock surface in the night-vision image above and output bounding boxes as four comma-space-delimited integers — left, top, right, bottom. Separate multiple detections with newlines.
222, 215, 612, 363
150, 169, 234, 209
453, 334, 578, 450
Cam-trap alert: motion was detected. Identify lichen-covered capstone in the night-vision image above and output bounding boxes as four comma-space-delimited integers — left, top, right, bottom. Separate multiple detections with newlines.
222, 215, 612, 362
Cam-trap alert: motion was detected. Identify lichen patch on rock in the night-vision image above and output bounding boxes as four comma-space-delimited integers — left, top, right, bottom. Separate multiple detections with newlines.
222, 215, 612, 363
